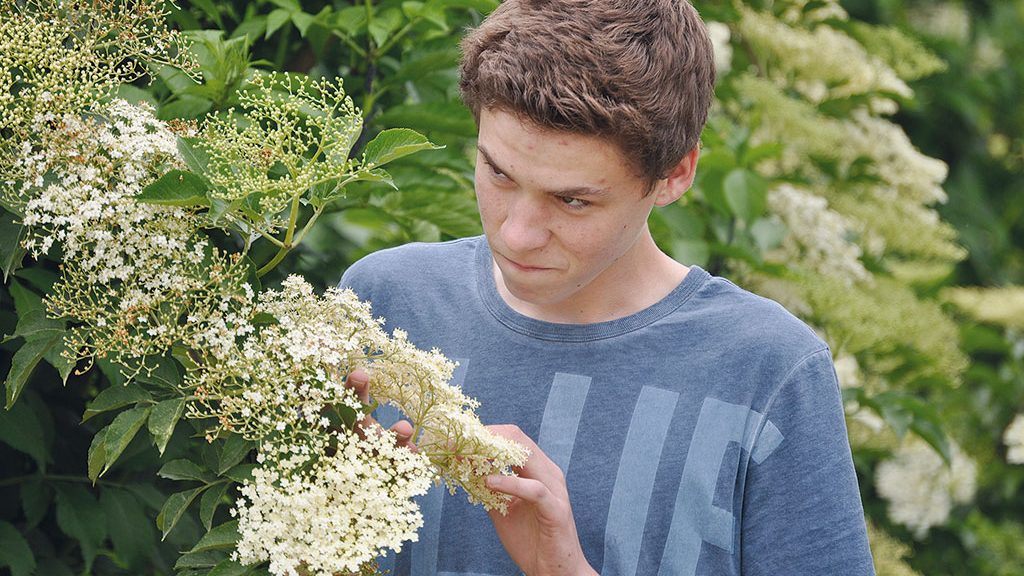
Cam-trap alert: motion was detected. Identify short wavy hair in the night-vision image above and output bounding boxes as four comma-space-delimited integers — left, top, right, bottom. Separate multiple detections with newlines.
459, 0, 716, 186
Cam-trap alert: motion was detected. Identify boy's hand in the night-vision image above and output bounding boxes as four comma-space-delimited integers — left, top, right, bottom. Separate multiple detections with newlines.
344, 368, 416, 449
485, 425, 598, 576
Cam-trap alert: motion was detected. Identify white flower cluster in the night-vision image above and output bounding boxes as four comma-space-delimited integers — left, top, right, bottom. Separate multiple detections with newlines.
705, 22, 732, 76
189, 275, 529, 511
9, 96, 526, 570
736, 6, 911, 104
767, 185, 869, 284
1004, 414, 1024, 465
233, 428, 433, 576
11, 100, 250, 369
875, 438, 977, 538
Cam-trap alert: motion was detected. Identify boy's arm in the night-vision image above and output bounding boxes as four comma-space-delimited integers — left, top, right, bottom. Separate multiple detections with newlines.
485, 424, 599, 576
740, 349, 875, 575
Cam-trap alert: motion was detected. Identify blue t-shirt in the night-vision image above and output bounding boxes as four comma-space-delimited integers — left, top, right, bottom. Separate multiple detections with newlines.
340, 236, 874, 576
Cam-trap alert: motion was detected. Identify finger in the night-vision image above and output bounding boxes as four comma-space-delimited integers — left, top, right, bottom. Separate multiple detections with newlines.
391, 419, 418, 451
346, 368, 371, 404
485, 474, 551, 508
486, 424, 559, 480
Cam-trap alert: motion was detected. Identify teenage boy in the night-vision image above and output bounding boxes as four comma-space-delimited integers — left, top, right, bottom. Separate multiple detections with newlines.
340, 0, 875, 574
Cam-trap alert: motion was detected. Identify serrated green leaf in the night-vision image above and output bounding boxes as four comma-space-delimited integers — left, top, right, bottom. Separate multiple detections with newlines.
217, 433, 253, 475
82, 383, 152, 422
6, 279, 43, 317
0, 212, 27, 282
362, 128, 443, 168
101, 488, 156, 569
87, 428, 108, 484
190, 520, 240, 553
54, 484, 106, 571
208, 558, 251, 576
0, 398, 47, 470
157, 486, 209, 540
20, 480, 51, 529
367, 7, 403, 48
138, 170, 211, 207
199, 482, 231, 532
100, 406, 151, 476
265, 9, 291, 38
157, 96, 212, 121
0, 520, 35, 576
148, 397, 185, 456
43, 339, 76, 385
175, 549, 225, 570
8, 308, 63, 343
223, 463, 256, 484
178, 137, 211, 174
4, 333, 60, 409
135, 358, 182, 389
159, 459, 215, 483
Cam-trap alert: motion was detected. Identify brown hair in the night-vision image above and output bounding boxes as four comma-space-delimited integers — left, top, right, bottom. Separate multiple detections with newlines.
459, 0, 716, 187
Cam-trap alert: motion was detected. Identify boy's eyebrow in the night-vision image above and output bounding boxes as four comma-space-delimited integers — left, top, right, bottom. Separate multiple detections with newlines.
477, 144, 611, 197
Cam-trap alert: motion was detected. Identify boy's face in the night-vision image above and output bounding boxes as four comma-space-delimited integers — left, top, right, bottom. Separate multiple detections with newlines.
475, 108, 693, 320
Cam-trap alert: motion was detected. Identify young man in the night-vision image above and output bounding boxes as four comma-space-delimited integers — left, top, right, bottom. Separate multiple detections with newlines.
341, 0, 875, 574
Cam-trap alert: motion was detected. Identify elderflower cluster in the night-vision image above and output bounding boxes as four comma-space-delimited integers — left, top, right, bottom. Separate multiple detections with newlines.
12, 100, 250, 370
767, 185, 869, 284
1005, 414, 1024, 465
736, 6, 911, 104
875, 438, 977, 538
188, 275, 528, 511
233, 428, 434, 576
0, 0, 193, 146
200, 73, 364, 216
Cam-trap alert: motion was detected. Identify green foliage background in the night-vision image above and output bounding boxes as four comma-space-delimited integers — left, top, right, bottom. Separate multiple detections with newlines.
1, 0, 1022, 575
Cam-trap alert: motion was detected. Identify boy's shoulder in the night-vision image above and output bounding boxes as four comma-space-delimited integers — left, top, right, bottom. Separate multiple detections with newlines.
685, 272, 829, 361
339, 236, 481, 299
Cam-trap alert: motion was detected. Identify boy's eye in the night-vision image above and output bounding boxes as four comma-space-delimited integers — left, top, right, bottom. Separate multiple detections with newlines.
487, 162, 508, 180
559, 196, 590, 209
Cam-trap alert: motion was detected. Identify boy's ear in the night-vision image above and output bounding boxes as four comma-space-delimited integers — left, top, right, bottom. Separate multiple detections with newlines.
653, 147, 700, 207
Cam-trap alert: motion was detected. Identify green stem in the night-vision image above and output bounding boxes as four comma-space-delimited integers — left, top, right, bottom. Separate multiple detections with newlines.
291, 205, 326, 246
256, 193, 302, 277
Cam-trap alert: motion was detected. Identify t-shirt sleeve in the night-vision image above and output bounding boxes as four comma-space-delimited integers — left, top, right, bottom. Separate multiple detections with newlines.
740, 348, 875, 575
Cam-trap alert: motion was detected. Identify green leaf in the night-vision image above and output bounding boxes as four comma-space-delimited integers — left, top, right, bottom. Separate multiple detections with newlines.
217, 433, 253, 475
137, 170, 211, 207
367, 7, 403, 48
156, 486, 209, 540
376, 102, 478, 137
189, 520, 240, 553
4, 333, 60, 409
135, 358, 183, 389
0, 212, 27, 282
175, 549, 224, 570
0, 397, 49, 470
148, 397, 185, 456
100, 406, 152, 476
54, 484, 106, 572
265, 8, 291, 38
362, 128, 442, 168
87, 428, 107, 484
20, 480, 51, 529
178, 137, 212, 175
101, 488, 156, 569
223, 463, 256, 484
0, 520, 35, 576
33, 558, 74, 576
159, 459, 215, 483
8, 308, 63, 343
43, 340, 76, 385
723, 168, 767, 223
199, 482, 231, 532
157, 96, 213, 121
208, 558, 251, 576
82, 383, 152, 422
6, 279, 43, 316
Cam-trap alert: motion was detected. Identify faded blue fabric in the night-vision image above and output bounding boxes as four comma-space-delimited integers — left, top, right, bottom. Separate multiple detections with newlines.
339, 236, 874, 576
